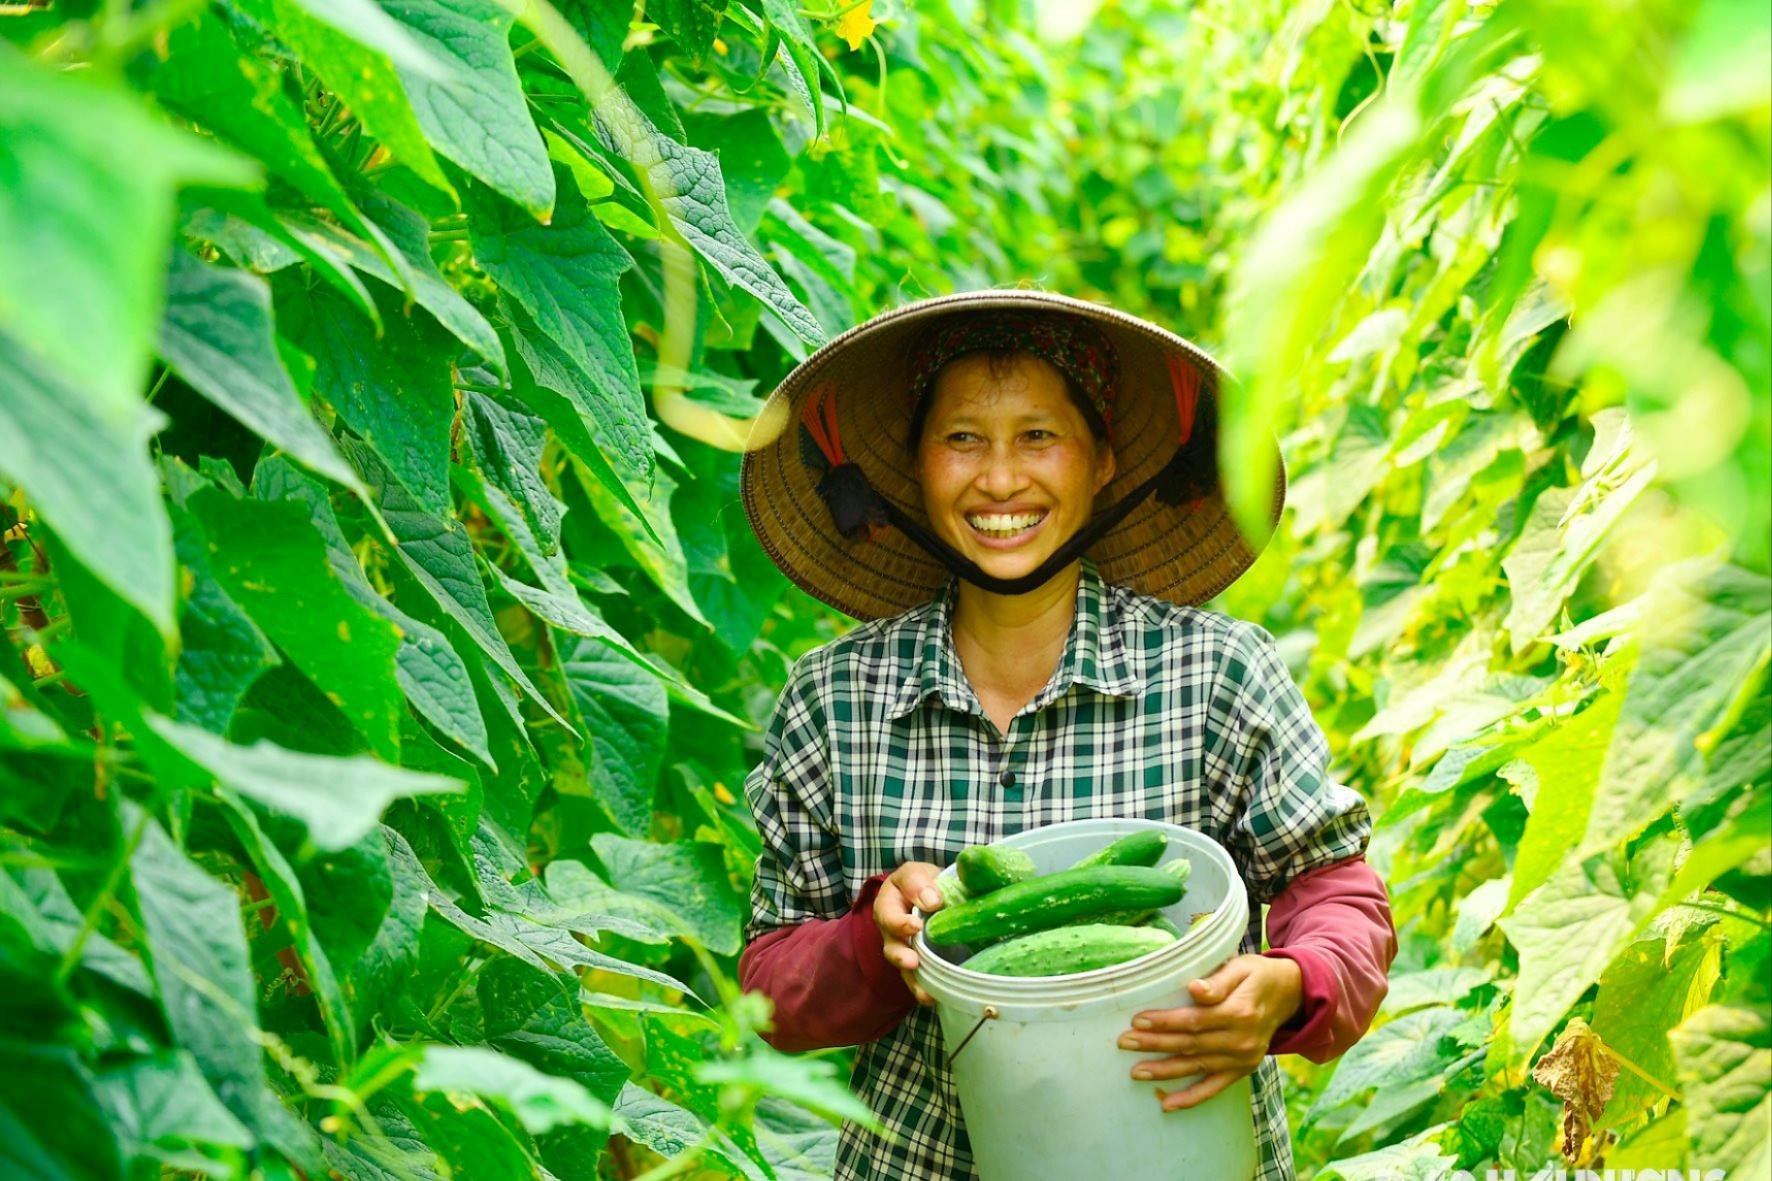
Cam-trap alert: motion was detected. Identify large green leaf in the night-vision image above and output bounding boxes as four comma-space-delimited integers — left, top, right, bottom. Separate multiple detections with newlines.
1305, 1006, 1472, 1137
591, 86, 825, 345
1500, 409, 1657, 653
127, 804, 305, 1157
1591, 923, 1723, 1129
158, 248, 361, 492
589, 834, 742, 954
91, 1050, 254, 1161
1669, 1004, 1771, 1177
477, 958, 629, 1118
1584, 558, 1772, 853
189, 488, 407, 758
380, 0, 555, 216
1505, 687, 1624, 908
414, 1045, 612, 1135
170, 504, 281, 732
243, 0, 452, 192
254, 457, 494, 767
0, 1042, 124, 1181
561, 636, 669, 833
0, 331, 175, 634
1497, 840, 1676, 1059
288, 282, 456, 515
148, 715, 461, 851
0, 47, 254, 414
466, 171, 651, 489
288, 192, 504, 366
343, 439, 571, 729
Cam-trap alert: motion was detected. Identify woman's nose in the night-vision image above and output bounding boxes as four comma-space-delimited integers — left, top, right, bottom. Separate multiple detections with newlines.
975, 445, 1029, 498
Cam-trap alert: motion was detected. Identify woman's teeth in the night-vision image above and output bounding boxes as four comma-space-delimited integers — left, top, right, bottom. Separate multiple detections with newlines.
966, 511, 1046, 538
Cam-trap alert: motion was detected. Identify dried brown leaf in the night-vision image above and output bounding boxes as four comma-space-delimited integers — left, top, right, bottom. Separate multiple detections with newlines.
1532, 1017, 1623, 1161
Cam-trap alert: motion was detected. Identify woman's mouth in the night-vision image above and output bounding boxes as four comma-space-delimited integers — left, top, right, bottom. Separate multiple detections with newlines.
964, 510, 1049, 544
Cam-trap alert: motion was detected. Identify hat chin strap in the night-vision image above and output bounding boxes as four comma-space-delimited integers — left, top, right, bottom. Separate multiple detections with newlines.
812, 407, 1217, 596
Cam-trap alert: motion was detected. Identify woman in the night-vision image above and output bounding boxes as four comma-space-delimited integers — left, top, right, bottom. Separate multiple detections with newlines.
737, 291, 1396, 1180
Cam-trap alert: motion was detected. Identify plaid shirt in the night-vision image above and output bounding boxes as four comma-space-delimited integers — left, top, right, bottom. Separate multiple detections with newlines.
744, 560, 1372, 1180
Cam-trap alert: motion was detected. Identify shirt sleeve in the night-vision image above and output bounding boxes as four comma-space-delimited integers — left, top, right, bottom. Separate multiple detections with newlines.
1213, 623, 1373, 905
1261, 855, 1398, 1063
743, 649, 848, 939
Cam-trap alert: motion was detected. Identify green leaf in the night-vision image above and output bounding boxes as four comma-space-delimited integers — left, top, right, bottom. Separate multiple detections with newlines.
158, 248, 362, 493
568, 456, 708, 626
589, 834, 742, 954
381, 0, 556, 216
342, 439, 572, 730
0, 1041, 125, 1181
348, 829, 430, 1028
254, 457, 493, 767
0, 46, 255, 412
696, 1047, 882, 1130
285, 281, 456, 515
126, 803, 304, 1156
1501, 409, 1657, 653
170, 503, 282, 732
242, 0, 453, 193
477, 958, 629, 1115
189, 488, 407, 758
1, 866, 150, 996
462, 389, 563, 554
1305, 1007, 1471, 1136
150, 13, 395, 262
414, 1045, 613, 1135
0, 330, 175, 634
1591, 924, 1723, 1129
1584, 558, 1772, 853
613, 1083, 772, 1181
1312, 1124, 1459, 1181
1669, 1004, 1771, 1177
1506, 687, 1624, 908
91, 1050, 254, 1158
561, 637, 669, 833
591, 87, 826, 345
465, 171, 651, 489
147, 714, 462, 851
1497, 840, 1676, 1059
286, 192, 504, 366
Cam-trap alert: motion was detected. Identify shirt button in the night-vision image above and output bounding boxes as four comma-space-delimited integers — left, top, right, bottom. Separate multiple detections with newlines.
999, 770, 1017, 789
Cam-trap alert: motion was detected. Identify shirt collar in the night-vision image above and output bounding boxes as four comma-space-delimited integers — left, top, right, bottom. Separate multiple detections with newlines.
885, 559, 1144, 722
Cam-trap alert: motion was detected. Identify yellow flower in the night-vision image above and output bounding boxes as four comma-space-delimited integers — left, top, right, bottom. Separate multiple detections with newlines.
836, 2, 878, 51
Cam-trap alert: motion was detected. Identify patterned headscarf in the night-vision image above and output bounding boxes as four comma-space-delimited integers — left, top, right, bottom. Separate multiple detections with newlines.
905, 312, 1120, 436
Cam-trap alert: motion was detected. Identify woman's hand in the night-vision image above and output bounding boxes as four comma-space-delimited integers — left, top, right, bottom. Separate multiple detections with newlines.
874, 861, 944, 1006
1118, 954, 1303, 1111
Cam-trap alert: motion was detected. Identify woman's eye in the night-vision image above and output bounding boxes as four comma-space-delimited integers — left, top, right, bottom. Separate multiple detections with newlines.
946, 431, 979, 444
1024, 429, 1054, 442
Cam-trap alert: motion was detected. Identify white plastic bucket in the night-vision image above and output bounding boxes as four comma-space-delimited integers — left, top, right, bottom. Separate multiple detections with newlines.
912, 818, 1257, 1181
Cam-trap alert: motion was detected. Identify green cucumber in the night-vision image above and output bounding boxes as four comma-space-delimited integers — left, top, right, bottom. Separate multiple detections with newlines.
955, 843, 1038, 896
1070, 829, 1167, 870
935, 874, 971, 909
961, 923, 1177, 977
1145, 914, 1184, 939
1068, 857, 1193, 926
923, 865, 1189, 947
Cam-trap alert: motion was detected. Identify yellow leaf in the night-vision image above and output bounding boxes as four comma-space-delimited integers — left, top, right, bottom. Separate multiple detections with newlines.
836, 3, 877, 51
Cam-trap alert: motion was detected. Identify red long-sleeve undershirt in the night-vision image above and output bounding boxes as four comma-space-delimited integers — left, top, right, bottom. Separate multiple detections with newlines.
738, 854, 1396, 1061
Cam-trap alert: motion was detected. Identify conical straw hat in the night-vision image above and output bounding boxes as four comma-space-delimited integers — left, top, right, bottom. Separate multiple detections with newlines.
741, 288, 1285, 622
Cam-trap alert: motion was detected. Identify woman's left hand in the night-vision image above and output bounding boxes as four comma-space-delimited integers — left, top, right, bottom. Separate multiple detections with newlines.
1118, 954, 1303, 1111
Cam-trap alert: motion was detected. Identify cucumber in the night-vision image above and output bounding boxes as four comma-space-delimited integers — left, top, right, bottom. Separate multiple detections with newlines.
961, 924, 1177, 977
1068, 857, 1193, 926
935, 874, 971, 909
955, 843, 1038, 896
923, 865, 1189, 947
1145, 914, 1184, 938
1070, 829, 1167, 870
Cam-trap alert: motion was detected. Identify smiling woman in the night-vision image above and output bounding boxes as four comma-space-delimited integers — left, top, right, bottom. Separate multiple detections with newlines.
735, 289, 1399, 1181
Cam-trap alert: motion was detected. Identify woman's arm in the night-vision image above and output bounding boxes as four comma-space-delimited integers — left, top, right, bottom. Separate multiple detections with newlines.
739, 652, 918, 1052
1261, 854, 1397, 1063
739, 874, 917, 1052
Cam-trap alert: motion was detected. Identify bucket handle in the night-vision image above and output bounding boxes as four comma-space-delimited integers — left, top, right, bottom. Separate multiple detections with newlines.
947, 1005, 1000, 1067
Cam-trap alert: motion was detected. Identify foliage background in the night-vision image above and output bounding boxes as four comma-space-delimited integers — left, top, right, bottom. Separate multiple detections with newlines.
0, 0, 1767, 1178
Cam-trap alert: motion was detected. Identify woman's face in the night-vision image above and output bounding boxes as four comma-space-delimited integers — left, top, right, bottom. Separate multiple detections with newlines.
913, 352, 1116, 585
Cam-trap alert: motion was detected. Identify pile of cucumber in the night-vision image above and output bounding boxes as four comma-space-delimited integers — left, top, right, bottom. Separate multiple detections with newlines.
924, 831, 1195, 978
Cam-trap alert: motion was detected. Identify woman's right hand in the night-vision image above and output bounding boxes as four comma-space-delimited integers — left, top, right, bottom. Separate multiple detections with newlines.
874, 861, 944, 1006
